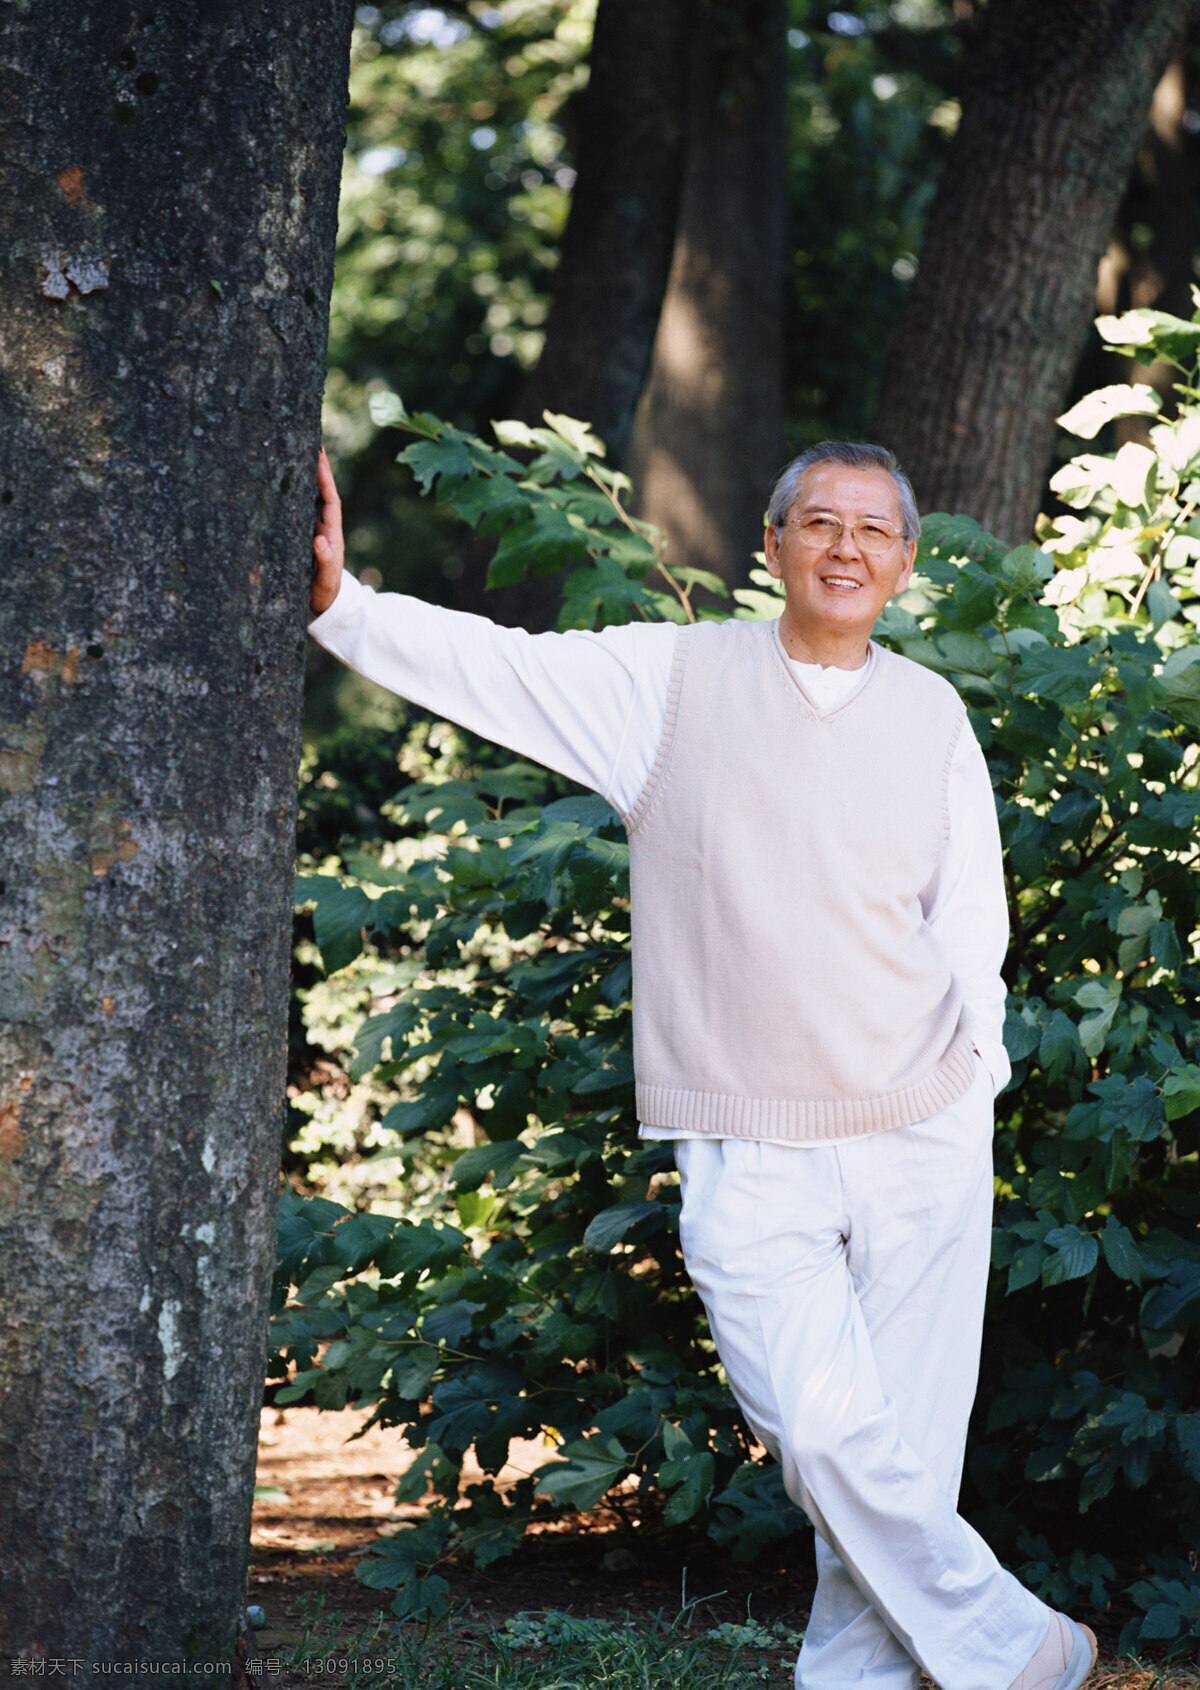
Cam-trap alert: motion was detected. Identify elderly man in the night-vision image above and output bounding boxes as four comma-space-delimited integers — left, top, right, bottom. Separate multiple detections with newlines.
308, 441, 1097, 1690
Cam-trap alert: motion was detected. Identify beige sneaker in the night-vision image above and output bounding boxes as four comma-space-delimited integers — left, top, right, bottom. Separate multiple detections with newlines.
1005, 1612, 1098, 1690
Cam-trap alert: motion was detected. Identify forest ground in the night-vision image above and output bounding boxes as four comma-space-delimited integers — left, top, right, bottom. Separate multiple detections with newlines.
246, 1407, 1198, 1688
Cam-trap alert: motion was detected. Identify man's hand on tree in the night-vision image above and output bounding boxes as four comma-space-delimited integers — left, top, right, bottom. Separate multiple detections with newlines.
311, 447, 344, 617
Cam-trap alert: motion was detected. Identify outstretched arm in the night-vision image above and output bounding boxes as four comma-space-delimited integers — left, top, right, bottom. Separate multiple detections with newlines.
305, 450, 676, 813
311, 447, 344, 617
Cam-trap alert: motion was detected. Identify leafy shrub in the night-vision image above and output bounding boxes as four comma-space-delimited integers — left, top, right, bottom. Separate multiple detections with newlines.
276, 323, 1199, 1647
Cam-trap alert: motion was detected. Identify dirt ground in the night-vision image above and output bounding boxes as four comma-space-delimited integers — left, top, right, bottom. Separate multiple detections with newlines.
247, 1406, 1191, 1686
249, 1406, 818, 1645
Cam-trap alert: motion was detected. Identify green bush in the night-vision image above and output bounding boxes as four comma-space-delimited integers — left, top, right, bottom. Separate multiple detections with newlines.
275, 323, 1199, 1652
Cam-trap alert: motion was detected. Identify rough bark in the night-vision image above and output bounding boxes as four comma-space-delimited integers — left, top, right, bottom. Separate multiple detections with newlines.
1093, 56, 1198, 442
0, 1, 351, 1673
872, 0, 1196, 544
452, 0, 692, 629
626, 0, 787, 594
515, 0, 691, 461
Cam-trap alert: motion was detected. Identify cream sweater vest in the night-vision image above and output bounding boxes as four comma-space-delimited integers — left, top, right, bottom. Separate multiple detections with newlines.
624, 619, 977, 1140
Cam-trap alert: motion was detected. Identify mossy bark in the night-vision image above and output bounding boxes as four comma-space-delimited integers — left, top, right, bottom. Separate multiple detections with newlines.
0, 0, 352, 1672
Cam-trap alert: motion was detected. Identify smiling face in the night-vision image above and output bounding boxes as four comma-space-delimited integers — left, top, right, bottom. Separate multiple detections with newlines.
764, 462, 917, 666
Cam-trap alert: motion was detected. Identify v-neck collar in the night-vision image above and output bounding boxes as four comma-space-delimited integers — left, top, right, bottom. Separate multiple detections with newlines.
769, 619, 880, 720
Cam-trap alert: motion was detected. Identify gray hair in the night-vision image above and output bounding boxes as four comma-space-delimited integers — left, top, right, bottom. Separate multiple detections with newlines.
766, 442, 920, 544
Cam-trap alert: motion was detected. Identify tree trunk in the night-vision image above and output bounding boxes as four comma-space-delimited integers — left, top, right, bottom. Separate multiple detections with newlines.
515, 0, 692, 462
453, 0, 693, 629
872, 0, 1195, 544
1093, 55, 1198, 444
626, 0, 787, 593
0, 1, 351, 1673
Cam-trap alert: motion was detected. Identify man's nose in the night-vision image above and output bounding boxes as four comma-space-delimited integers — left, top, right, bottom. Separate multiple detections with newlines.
829, 523, 863, 559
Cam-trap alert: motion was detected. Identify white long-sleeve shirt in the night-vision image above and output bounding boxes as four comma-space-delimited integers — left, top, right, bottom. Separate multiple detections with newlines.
309, 573, 1012, 1124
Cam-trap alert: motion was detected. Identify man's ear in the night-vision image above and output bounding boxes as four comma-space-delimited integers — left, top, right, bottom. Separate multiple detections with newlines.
764, 526, 782, 579
896, 538, 917, 593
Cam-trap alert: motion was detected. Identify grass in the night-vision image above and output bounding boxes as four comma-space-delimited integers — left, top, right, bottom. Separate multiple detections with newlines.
266, 1589, 801, 1688
257, 1590, 1200, 1690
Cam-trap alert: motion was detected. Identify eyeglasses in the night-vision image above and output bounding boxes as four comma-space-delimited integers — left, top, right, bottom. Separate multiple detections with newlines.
778, 514, 904, 558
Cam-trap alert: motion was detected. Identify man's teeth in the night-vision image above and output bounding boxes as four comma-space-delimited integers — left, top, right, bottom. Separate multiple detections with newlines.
823, 576, 860, 588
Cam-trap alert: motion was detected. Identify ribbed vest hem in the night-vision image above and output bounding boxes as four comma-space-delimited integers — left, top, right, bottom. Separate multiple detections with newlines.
635, 1035, 978, 1141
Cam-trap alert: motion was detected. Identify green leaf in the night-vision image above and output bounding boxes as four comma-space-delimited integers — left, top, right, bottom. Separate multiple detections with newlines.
1073, 976, 1122, 1060
931, 631, 999, 676
571, 1049, 635, 1095
1173, 1413, 1200, 1482
1001, 545, 1054, 593
1057, 384, 1161, 440
583, 1199, 661, 1252
1095, 307, 1200, 363
1141, 1262, 1200, 1334
487, 503, 588, 586
398, 435, 476, 495
1111, 441, 1158, 508
507, 818, 589, 900
709, 1462, 808, 1562
423, 1298, 485, 1348
329, 1212, 394, 1272
389, 779, 491, 832
350, 1002, 422, 1081
491, 418, 538, 449
1100, 1391, 1166, 1446
376, 1222, 466, 1279
296, 876, 373, 973
1139, 1602, 1185, 1640
427, 1366, 525, 1452
541, 410, 606, 457
565, 833, 630, 903
1147, 576, 1181, 632
558, 552, 661, 630
1041, 1225, 1100, 1285
918, 511, 1003, 562
1099, 1217, 1144, 1286
1158, 646, 1200, 729
379, 1082, 461, 1140
451, 1139, 529, 1192
661, 1449, 715, 1526
451, 473, 531, 533
357, 1518, 450, 1591
1015, 643, 1104, 705
1007, 1241, 1050, 1294
392, 1443, 458, 1505
1038, 1011, 1085, 1083
533, 1435, 630, 1512
1048, 454, 1120, 510
541, 793, 621, 829
386, 1346, 440, 1402
368, 388, 410, 429
1163, 1065, 1200, 1122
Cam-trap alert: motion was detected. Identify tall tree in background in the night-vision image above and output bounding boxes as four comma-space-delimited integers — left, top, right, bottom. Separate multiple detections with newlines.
514, 0, 692, 459
628, 0, 787, 589
1089, 51, 1199, 440
455, 0, 695, 624
0, 1, 351, 1671
873, 0, 1196, 542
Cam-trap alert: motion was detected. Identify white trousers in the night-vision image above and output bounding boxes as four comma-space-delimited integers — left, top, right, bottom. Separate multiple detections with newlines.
675, 1058, 1050, 1690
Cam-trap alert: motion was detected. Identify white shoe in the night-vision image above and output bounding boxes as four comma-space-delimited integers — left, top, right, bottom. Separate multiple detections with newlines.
1005, 1612, 1097, 1690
